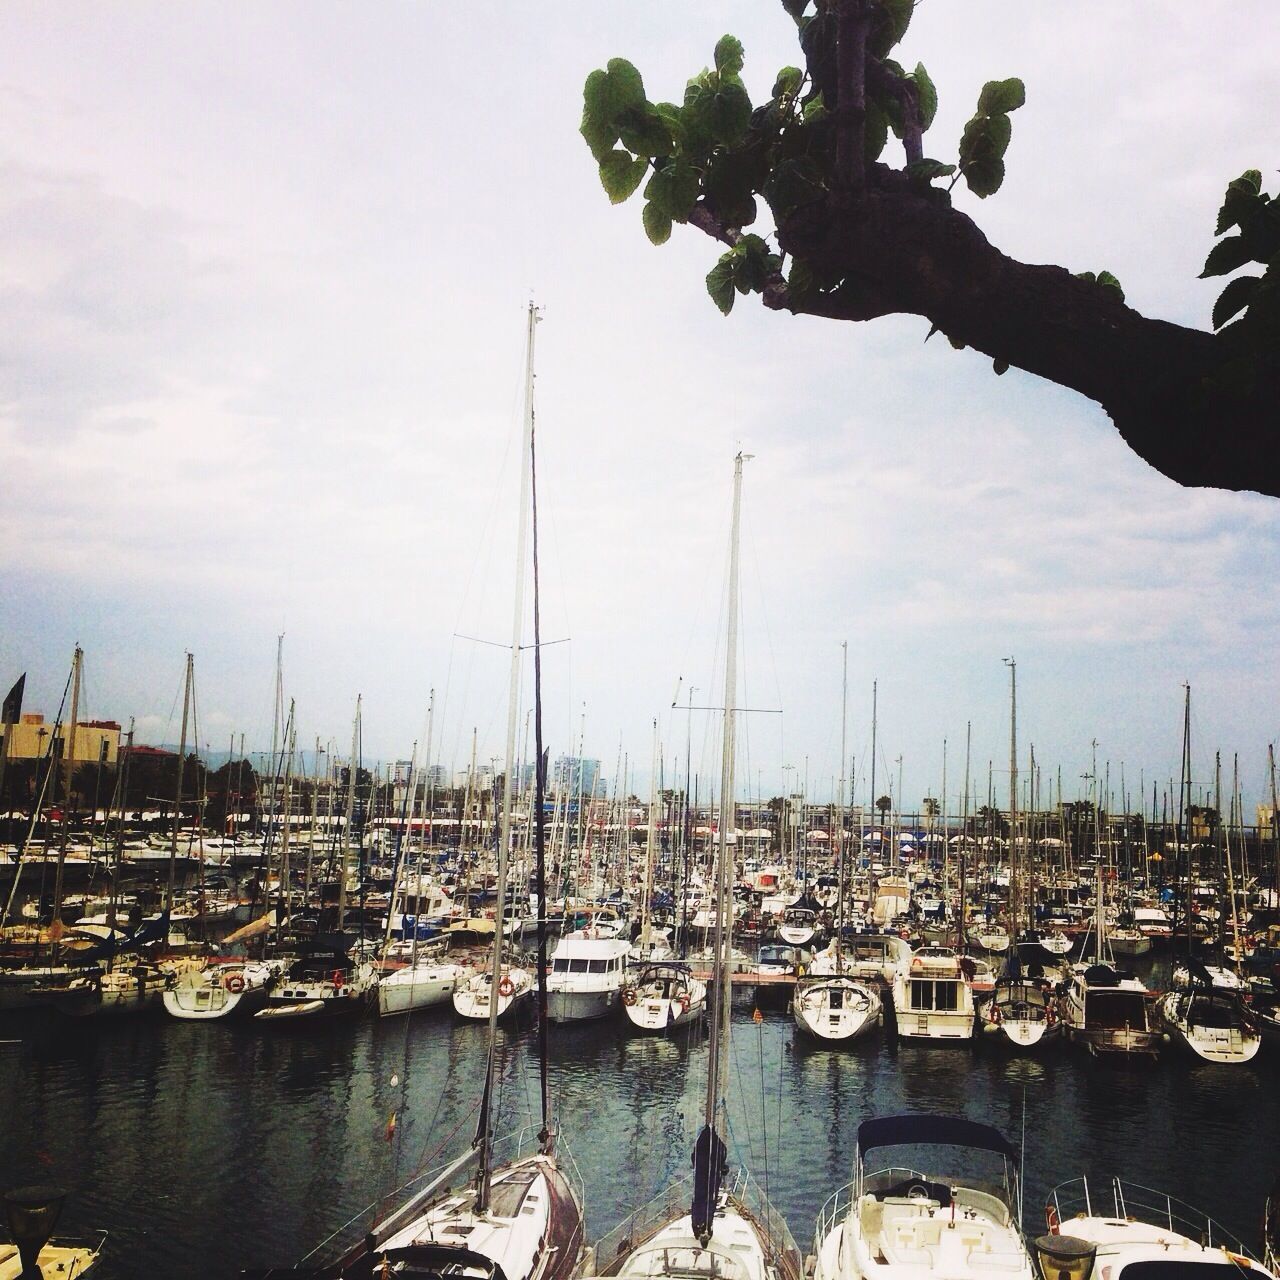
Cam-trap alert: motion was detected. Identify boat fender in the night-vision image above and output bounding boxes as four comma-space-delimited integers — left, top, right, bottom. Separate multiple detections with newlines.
225, 973, 246, 994
498, 974, 516, 999
622, 987, 637, 1006
910, 957, 923, 972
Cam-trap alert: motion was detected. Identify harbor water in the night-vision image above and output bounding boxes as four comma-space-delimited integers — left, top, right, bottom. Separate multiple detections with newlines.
1, 960, 1275, 1279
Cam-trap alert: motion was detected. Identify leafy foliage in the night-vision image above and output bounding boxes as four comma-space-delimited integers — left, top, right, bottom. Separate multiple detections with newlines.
958, 79, 1024, 198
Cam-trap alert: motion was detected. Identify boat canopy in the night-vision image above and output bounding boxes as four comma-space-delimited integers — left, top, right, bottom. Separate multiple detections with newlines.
857, 1114, 1019, 1162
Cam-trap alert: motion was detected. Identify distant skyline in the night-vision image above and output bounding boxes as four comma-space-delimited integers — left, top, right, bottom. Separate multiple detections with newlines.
2, 4, 1278, 815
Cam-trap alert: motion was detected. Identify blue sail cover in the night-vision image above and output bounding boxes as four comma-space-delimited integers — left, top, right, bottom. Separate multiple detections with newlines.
691, 1124, 728, 1241
857, 1115, 1019, 1162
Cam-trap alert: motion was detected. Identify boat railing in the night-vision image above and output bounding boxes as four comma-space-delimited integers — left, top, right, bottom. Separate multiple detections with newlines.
1046, 1177, 1256, 1257
587, 1167, 801, 1279
813, 1180, 857, 1254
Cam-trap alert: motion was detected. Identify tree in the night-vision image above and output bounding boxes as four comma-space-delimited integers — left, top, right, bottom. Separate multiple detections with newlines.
875, 794, 891, 822
581, 5, 1279, 497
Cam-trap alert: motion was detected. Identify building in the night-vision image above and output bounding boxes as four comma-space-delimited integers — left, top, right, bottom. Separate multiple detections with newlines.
552, 755, 601, 798
0, 713, 120, 765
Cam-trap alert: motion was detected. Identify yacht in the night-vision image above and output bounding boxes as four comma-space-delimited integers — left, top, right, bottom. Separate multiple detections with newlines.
793, 975, 882, 1043
546, 932, 630, 1021
778, 905, 819, 946
1158, 982, 1260, 1064
892, 948, 976, 1042
379, 956, 470, 1016
621, 961, 706, 1031
979, 978, 1060, 1050
163, 958, 282, 1020
813, 1115, 1036, 1280
256, 938, 379, 1021
1058, 963, 1161, 1058
1041, 1175, 1275, 1280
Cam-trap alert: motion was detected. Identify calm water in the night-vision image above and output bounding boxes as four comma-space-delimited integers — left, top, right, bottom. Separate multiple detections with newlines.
1, 966, 1275, 1278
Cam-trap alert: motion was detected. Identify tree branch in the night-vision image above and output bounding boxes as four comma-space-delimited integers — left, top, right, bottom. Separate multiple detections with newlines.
772, 169, 1277, 495
834, 0, 870, 200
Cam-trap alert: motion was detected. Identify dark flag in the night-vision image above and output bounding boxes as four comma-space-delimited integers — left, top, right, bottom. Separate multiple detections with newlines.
1, 673, 24, 725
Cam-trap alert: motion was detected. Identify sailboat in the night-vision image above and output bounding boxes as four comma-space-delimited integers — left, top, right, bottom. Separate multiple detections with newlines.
793, 641, 882, 1044
581, 454, 802, 1280
249, 304, 585, 1280
980, 659, 1060, 1051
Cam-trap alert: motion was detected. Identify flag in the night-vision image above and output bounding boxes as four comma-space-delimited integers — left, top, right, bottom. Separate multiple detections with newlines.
385, 1112, 397, 1143
1, 673, 23, 726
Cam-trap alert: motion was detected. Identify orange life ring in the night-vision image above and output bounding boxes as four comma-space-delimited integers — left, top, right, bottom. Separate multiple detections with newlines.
331, 969, 345, 990
498, 975, 516, 999
1046, 1205, 1060, 1235
225, 973, 246, 994
911, 956, 923, 971
622, 987, 637, 1007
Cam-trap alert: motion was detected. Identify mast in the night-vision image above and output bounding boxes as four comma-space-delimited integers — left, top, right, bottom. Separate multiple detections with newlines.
705, 450, 747, 1133
529, 396, 554, 1150
959, 721, 970, 951
640, 719, 659, 953
51, 646, 83, 963
835, 640, 848, 971
1003, 658, 1018, 935
1178, 683, 1193, 959
478, 300, 539, 1212
168, 653, 193, 917
338, 695, 360, 933
869, 680, 878, 847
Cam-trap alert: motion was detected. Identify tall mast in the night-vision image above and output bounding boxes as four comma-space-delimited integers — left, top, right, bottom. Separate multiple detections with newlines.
705, 450, 747, 1132
168, 653, 193, 915
51, 646, 83, 961
338, 694, 360, 932
479, 300, 539, 1212
869, 680, 878, 841
835, 640, 848, 970
1004, 657, 1018, 934
959, 721, 970, 951
641, 719, 659, 951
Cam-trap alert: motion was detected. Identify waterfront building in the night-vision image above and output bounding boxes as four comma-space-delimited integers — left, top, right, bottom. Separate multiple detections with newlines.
0, 712, 120, 764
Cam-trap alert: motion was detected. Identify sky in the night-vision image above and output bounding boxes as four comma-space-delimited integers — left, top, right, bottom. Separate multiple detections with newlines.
1, 2, 1278, 817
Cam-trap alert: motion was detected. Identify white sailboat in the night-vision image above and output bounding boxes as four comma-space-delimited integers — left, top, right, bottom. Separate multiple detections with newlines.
793, 641, 882, 1044
581, 454, 802, 1280
622, 961, 707, 1031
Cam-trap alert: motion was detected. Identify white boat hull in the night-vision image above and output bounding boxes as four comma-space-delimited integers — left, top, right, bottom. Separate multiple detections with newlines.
793, 978, 882, 1042
378, 963, 467, 1016
547, 985, 620, 1022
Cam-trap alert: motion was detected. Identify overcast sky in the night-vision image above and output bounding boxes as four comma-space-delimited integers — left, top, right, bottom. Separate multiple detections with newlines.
1, 2, 1278, 816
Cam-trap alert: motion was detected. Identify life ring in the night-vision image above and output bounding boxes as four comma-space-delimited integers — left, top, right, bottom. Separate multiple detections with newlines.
498, 975, 516, 999
900, 929, 911, 940
1046, 1205, 1060, 1235
622, 987, 637, 1007
225, 973, 246, 994
910, 956, 923, 971
331, 969, 345, 990
679, 994, 691, 1014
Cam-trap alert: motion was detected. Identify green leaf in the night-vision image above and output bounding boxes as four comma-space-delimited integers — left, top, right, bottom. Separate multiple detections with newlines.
963, 155, 1005, 198
604, 58, 645, 114
787, 257, 815, 301
977, 78, 1026, 115
984, 113, 1013, 158
993, 359, 1009, 376
642, 201, 672, 246
704, 152, 760, 228
772, 65, 804, 99
869, 0, 914, 57
1215, 175, 1267, 236
1096, 270, 1125, 302
618, 104, 674, 159
580, 109, 618, 162
706, 81, 753, 145
644, 160, 701, 221
905, 158, 956, 184
1200, 235, 1253, 278
714, 34, 744, 78
910, 63, 938, 130
803, 91, 827, 123
762, 156, 825, 219
1074, 270, 1097, 285
706, 257, 736, 315
598, 150, 648, 204
1212, 274, 1261, 329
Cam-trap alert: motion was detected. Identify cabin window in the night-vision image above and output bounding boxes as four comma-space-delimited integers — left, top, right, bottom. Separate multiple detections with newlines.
552, 959, 570, 973
588, 959, 609, 973
568, 958, 589, 973
908, 979, 960, 1011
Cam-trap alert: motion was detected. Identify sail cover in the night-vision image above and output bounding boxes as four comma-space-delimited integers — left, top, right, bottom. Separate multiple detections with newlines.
857, 1114, 1018, 1161
691, 1124, 729, 1242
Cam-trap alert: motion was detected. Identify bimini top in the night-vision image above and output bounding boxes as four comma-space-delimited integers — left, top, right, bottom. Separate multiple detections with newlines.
857, 1114, 1019, 1161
